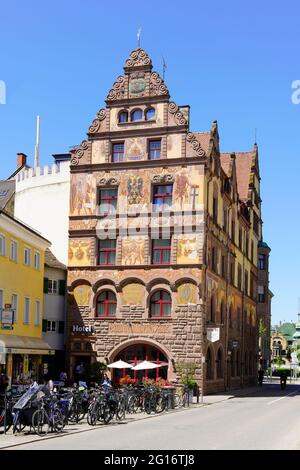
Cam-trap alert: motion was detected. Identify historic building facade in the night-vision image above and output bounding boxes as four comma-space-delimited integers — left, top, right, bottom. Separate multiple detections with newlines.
67, 48, 267, 393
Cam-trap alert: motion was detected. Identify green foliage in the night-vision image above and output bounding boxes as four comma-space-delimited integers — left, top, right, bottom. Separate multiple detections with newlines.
259, 319, 267, 338
272, 356, 285, 366
177, 362, 197, 388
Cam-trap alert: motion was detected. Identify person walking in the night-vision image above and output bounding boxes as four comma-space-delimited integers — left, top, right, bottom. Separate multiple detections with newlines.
0, 369, 9, 394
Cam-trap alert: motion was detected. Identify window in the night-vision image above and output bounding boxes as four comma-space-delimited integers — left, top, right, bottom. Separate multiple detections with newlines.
48, 280, 58, 294
149, 140, 161, 160
0, 234, 6, 256
152, 239, 171, 265
112, 143, 124, 162
231, 219, 235, 243
47, 320, 56, 332
245, 233, 249, 257
230, 260, 235, 285
24, 247, 31, 266
244, 270, 249, 296
221, 255, 226, 279
258, 286, 265, 303
98, 188, 118, 216
258, 254, 266, 270
211, 247, 218, 273
153, 185, 173, 212
24, 297, 30, 324
213, 197, 218, 224
210, 296, 216, 323
0, 289, 3, 311
118, 111, 128, 123
150, 290, 171, 318
35, 300, 40, 326
10, 240, 18, 262
145, 108, 155, 121
34, 251, 41, 270
239, 228, 243, 249
12, 294, 18, 322
237, 264, 242, 291
206, 348, 213, 380
223, 208, 228, 232
96, 291, 117, 317
98, 239, 116, 265
131, 109, 143, 122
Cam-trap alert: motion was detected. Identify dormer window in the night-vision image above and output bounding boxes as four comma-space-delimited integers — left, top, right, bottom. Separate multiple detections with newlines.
119, 111, 128, 123
145, 108, 155, 121
131, 109, 143, 122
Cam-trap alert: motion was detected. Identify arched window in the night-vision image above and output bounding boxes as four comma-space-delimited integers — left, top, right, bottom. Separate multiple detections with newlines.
131, 109, 143, 122
96, 291, 117, 318
150, 290, 171, 318
206, 348, 213, 380
216, 348, 224, 378
118, 111, 128, 123
145, 107, 155, 121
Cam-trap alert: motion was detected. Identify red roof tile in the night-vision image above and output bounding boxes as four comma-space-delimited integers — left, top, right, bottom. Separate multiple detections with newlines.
221, 151, 254, 201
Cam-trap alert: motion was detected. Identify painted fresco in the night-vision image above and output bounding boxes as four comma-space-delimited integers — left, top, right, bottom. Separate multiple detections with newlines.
177, 283, 198, 304
119, 172, 150, 207
68, 239, 93, 267
122, 283, 145, 306
174, 171, 190, 210
70, 173, 96, 216
177, 235, 199, 264
121, 237, 145, 265
126, 138, 144, 161
74, 285, 93, 306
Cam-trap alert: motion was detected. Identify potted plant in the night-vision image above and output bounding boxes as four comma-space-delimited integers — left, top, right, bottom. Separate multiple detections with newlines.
177, 362, 197, 403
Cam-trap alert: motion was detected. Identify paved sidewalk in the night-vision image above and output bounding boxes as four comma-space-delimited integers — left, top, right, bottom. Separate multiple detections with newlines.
0, 383, 274, 449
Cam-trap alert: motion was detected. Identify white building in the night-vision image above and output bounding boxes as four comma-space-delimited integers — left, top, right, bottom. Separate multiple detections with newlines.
42, 248, 67, 377
14, 155, 70, 265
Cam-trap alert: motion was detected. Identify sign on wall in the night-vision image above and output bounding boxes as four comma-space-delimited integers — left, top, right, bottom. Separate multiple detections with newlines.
207, 327, 220, 343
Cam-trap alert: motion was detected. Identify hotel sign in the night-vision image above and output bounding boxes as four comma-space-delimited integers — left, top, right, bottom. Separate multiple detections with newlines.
72, 325, 95, 334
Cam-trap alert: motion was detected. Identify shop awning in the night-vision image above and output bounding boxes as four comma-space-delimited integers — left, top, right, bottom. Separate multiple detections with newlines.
0, 335, 55, 355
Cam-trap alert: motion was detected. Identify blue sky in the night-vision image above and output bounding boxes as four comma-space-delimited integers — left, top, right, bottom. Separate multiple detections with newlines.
0, 0, 299, 325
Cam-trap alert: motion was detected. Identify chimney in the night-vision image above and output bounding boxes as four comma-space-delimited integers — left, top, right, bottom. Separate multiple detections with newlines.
17, 153, 27, 168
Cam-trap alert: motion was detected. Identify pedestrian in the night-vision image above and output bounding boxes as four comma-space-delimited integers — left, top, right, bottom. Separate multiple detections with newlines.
0, 369, 9, 394
102, 373, 112, 388
59, 370, 67, 384
258, 369, 264, 386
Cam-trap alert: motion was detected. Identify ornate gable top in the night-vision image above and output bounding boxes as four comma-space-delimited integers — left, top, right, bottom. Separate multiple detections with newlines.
106, 47, 169, 103
124, 48, 153, 71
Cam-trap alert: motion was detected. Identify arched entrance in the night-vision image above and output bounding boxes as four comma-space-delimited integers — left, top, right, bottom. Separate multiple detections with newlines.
112, 343, 169, 384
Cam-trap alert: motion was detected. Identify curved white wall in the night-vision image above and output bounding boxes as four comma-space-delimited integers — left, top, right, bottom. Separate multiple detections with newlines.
14, 161, 70, 265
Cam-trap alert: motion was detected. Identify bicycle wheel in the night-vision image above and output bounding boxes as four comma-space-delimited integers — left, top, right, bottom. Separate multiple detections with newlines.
87, 404, 98, 426
32, 409, 50, 436
0, 408, 12, 434
52, 409, 65, 433
116, 400, 126, 421
156, 395, 166, 413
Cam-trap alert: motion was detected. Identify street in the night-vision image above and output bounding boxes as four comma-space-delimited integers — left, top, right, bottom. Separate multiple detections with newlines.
3, 382, 300, 450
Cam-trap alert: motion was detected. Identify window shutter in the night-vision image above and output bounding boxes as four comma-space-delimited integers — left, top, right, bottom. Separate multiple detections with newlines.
59, 280, 66, 296
43, 278, 49, 294
42, 319, 47, 332
58, 321, 65, 334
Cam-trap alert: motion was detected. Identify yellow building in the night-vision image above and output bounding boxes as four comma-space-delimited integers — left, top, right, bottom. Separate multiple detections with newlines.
0, 209, 52, 383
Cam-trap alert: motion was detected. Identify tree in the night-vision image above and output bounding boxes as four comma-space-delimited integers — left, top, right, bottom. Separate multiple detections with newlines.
176, 362, 197, 388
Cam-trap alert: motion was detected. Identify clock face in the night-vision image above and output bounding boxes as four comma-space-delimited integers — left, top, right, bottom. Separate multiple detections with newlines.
129, 77, 146, 95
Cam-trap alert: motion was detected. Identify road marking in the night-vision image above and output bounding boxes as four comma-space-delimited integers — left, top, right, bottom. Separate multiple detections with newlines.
267, 390, 300, 405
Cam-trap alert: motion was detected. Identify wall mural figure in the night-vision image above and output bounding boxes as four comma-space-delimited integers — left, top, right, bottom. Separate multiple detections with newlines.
177, 236, 199, 264
122, 238, 145, 265
127, 176, 144, 204
70, 174, 95, 216
174, 172, 190, 210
